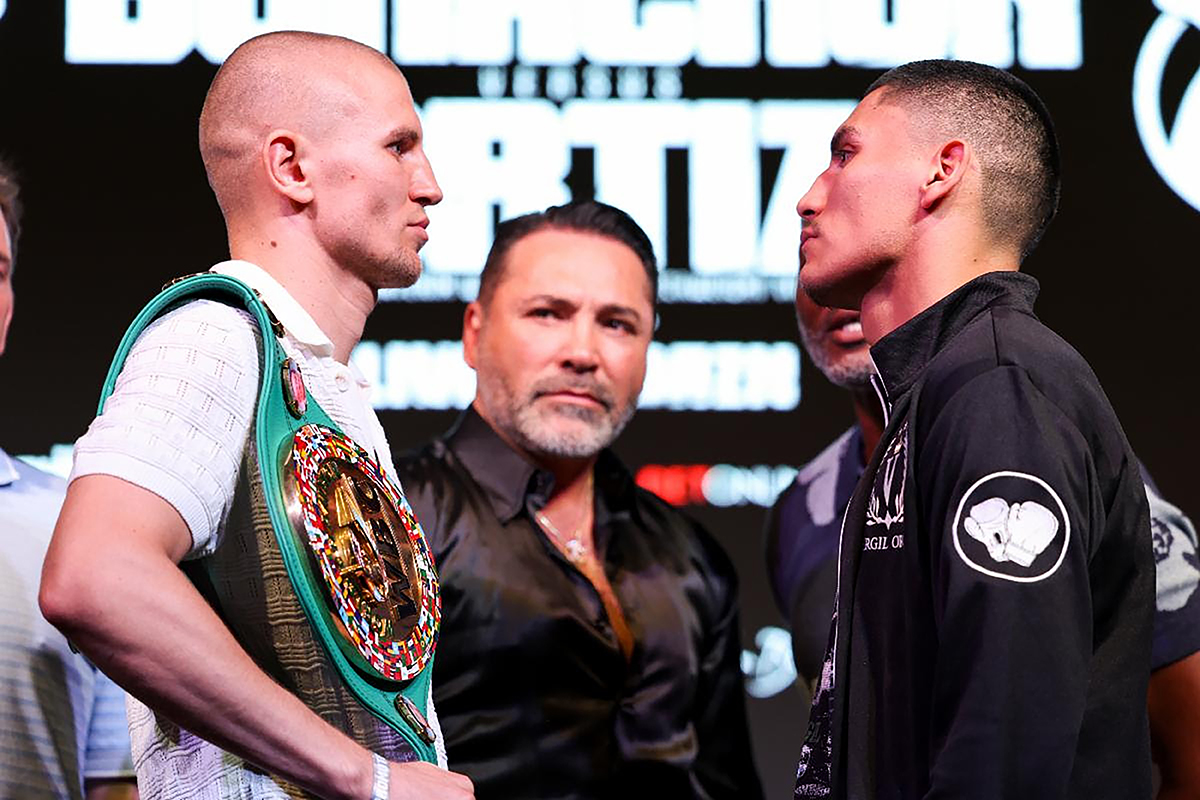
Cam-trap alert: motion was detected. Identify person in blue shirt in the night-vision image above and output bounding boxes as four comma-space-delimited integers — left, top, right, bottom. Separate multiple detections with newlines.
0, 157, 137, 798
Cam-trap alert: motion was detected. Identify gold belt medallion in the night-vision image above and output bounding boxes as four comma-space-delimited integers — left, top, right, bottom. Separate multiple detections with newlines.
283, 424, 439, 680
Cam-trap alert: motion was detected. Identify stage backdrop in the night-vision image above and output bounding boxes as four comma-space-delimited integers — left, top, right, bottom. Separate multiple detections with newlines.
1, 2, 1196, 795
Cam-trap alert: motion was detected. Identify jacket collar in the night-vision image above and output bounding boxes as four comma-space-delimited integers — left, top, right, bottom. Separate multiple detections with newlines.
444, 406, 638, 525
870, 271, 1040, 403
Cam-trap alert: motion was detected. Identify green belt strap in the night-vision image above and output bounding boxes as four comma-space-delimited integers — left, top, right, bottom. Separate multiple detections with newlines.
96, 272, 437, 763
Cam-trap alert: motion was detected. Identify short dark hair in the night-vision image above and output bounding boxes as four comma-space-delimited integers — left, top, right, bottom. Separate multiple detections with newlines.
0, 155, 21, 266
864, 59, 1060, 260
477, 200, 658, 308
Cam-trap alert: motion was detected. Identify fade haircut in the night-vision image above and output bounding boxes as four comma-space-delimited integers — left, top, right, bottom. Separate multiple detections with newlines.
478, 200, 658, 309
865, 59, 1061, 260
0, 156, 21, 266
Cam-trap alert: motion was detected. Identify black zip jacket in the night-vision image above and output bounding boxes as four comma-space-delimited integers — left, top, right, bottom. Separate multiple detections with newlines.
796, 271, 1153, 799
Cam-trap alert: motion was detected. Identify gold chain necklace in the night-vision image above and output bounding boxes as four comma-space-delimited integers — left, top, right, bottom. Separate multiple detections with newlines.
535, 471, 594, 564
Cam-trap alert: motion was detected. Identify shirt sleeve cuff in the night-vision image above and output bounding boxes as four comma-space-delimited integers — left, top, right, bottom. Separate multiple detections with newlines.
70, 449, 217, 558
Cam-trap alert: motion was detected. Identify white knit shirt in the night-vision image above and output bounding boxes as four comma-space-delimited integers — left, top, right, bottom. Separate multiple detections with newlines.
71, 260, 445, 799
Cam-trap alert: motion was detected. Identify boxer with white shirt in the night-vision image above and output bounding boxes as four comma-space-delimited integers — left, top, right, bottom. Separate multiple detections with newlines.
39, 31, 473, 800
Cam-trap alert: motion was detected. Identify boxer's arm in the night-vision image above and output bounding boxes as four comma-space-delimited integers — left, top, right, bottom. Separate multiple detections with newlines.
1141, 476, 1200, 797
1150, 652, 1200, 800
84, 782, 138, 800
40, 475, 472, 800
914, 367, 1137, 799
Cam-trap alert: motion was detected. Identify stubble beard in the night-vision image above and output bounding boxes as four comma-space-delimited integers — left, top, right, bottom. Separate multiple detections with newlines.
799, 229, 901, 312
333, 233, 423, 291
798, 263, 862, 312
799, 327, 876, 390
479, 370, 637, 460
375, 247, 422, 289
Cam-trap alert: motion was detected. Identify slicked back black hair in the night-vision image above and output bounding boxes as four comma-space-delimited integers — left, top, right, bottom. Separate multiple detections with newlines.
865, 59, 1061, 260
477, 200, 658, 309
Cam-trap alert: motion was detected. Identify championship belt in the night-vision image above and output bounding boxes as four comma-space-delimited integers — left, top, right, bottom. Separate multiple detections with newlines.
96, 273, 441, 764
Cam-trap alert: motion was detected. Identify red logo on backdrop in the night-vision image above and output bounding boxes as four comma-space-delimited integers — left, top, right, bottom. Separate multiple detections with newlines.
635, 464, 712, 506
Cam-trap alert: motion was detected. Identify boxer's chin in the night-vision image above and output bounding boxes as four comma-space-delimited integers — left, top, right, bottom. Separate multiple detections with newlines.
799, 265, 863, 311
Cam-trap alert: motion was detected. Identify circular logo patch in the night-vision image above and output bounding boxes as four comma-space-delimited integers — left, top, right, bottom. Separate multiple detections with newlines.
1133, 5, 1200, 212
285, 424, 439, 681
951, 470, 1069, 584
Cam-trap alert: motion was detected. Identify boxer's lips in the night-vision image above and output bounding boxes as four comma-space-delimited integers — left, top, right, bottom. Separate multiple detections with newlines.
826, 313, 865, 347
409, 217, 430, 244
540, 390, 606, 409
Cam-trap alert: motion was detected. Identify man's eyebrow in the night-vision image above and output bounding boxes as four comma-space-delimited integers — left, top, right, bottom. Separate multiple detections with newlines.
523, 295, 646, 325
386, 127, 421, 148
598, 303, 645, 325
525, 293, 573, 306
831, 125, 860, 152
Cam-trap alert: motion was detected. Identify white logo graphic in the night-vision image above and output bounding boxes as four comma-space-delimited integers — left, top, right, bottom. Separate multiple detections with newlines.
952, 471, 1070, 583
59, 1, 1085, 306
64, 0, 1086, 68
963, 497, 1059, 567
740, 626, 798, 699
1147, 484, 1200, 612
866, 421, 907, 530
1134, 0, 1200, 211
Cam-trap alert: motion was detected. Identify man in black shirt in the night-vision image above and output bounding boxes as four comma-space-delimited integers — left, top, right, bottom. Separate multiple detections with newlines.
792, 60, 1153, 798
395, 201, 762, 799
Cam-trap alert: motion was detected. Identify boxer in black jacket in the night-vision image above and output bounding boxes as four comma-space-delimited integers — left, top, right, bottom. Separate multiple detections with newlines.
792, 60, 1153, 799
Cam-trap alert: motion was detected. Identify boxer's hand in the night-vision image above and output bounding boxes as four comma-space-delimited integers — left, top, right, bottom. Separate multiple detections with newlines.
390, 762, 474, 799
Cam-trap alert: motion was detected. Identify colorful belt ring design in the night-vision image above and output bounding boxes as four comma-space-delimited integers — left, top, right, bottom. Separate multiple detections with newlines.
284, 424, 440, 681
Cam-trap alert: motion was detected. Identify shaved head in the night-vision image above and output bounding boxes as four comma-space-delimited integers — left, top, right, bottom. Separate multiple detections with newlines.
199, 31, 402, 221
197, 30, 441, 294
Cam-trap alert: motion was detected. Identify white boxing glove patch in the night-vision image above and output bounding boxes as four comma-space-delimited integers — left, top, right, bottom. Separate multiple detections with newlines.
952, 471, 1070, 583
964, 498, 1059, 567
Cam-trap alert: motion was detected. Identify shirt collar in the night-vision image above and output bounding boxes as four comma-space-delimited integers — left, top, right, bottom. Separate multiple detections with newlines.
870, 271, 1040, 400
443, 406, 639, 524
0, 448, 18, 487
211, 260, 335, 358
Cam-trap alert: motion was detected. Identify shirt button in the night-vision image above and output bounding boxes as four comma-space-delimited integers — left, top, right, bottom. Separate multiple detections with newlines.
335, 372, 350, 392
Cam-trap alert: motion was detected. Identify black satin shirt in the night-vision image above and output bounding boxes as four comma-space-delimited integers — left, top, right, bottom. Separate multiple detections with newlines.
394, 409, 763, 800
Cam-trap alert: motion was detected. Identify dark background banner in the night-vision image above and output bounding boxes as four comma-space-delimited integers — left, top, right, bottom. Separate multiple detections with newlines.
1, 3, 1196, 795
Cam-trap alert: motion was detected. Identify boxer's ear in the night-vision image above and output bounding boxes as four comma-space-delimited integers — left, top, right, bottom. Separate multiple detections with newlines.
264, 130, 314, 206
462, 301, 483, 370
920, 139, 969, 211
